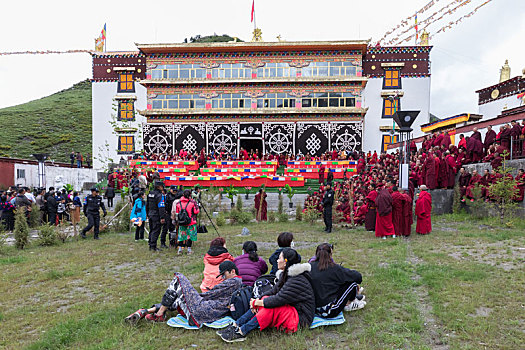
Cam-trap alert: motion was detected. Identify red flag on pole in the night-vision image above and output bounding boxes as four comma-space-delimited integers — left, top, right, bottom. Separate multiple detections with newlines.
251, 0, 255, 22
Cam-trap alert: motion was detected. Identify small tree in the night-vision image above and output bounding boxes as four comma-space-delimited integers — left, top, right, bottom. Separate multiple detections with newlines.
225, 185, 239, 209
304, 204, 321, 224
277, 195, 284, 215
488, 157, 518, 224
295, 204, 303, 221
14, 209, 29, 249
236, 195, 243, 211
37, 224, 58, 246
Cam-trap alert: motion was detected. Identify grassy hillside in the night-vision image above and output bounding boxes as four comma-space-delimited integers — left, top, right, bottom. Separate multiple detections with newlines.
0, 80, 92, 163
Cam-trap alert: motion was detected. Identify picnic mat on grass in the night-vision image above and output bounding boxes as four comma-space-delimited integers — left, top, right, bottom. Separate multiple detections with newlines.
167, 313, 345, 330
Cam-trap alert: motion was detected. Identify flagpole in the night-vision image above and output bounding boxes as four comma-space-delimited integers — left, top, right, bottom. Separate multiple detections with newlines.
253, 0, 256, 30
104, 23, 107, 52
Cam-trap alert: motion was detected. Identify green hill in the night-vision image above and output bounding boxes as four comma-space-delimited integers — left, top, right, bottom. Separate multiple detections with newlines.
0, 80, 92, 163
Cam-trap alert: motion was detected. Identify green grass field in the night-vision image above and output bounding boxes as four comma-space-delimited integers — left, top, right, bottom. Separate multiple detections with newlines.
1, 213, 524, 349
0, 80, 92, 162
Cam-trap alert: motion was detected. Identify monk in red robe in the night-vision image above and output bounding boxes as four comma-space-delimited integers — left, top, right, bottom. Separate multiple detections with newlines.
318, 164, 325, 184
364, 189, 377, 231
375, 182, 396, 238
254, 189, 267, 221
515, 169, 525, 202
415, 185, 432, 234
401, 188, 413, 236
423, 152, 437, 189
466, 169, 482, 200
484, 125, 497, 153
353, 200, 368, 225
391, 187, 406, 237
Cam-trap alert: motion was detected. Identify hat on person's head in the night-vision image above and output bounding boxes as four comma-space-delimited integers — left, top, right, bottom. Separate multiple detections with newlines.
419, 185, 428, 191
90, 187, 98, 192
170, 185, 177, 190
216, 261, 238, 278
155, 181, 165, 188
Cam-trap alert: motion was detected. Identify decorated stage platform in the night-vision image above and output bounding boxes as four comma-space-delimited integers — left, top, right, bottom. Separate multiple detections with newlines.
285, 167, 356, 179
164, 175, 304, 188
130, 160, 199, 171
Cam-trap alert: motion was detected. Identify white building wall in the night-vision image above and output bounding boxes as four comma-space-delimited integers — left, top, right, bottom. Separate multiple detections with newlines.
13, 163, 97, 190
478, 95, 521, 121
92, 82, 147, 171
363, 76, 431, 152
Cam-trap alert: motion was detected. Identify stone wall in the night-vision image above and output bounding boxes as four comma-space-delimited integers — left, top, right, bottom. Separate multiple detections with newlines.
463, 159, 525, 177
428, 189, 454, 215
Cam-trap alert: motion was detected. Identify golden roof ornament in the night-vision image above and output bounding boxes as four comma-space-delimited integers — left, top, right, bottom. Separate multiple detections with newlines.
499, 60, 511, 82
252, 28, 263, 42
419, 30, 429, 46
276, 35, 283, 42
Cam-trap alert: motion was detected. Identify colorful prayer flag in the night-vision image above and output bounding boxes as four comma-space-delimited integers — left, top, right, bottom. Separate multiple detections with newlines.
95, 23, 106, 52
251, 0, 255, 22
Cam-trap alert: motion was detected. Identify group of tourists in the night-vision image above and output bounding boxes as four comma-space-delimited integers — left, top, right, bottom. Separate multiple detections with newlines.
125, 232, 365, 343
0, 186, 83, 230
69, 150, 90, 168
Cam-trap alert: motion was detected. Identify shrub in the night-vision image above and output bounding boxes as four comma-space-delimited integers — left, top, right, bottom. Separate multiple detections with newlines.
278, 213, 288, 223
304, 204, 321, 224
112, 199, 131, 232
56, 222, 69, 243
268, 211, 276, 223
452, 184, 463, 214
28, 204, 41, 228
295, 204, 303, 221
278, 195, 283, 215
465, 185, 487, 220
0, 226, 7, 254
236, 195, 243, 211
14, 209, 29, 249
229, 209, 252, 225
216, 213, 226, 227
37, 224, 58, 246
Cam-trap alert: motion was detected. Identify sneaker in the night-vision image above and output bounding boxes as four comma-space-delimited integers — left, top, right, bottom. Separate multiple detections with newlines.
221, 327, 246, 342
344, 299, 366, 312
356, 294, 365, 301
382, 236, 386, 240
393, 235, 397, 238
125, 309, 148, 325
216, 323, 235, 337
145, 313, 166, 322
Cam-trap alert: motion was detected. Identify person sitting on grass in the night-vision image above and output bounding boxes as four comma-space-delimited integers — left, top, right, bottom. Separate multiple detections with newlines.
268, 232, 295, 275
125, 261, 242, 326
234, 241, 268, 286
309, 243, 365, 317
218, 248, 315, 343
200, 237, 234, 292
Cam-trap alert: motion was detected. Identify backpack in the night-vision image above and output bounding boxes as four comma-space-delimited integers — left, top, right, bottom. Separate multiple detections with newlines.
229, 285, 253, 320
252, 274, 277, 299
177, 201, 192, 226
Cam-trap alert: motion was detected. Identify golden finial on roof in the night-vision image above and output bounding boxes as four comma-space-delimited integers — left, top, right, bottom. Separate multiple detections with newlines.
419, 30, 429, 46
252, 28, 263, 42
499, 60, 511, 82
276, 35, 283, 42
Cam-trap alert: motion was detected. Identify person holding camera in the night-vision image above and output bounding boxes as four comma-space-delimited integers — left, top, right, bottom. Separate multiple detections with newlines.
174, 189, 199, 255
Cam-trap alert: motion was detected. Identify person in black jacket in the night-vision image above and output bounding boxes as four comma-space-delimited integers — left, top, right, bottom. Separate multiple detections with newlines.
146, 181, 166, 252
322, 183, 335, 233
268, 232, 294, 275
309, 243, 365, 318
46, 190, 58, 225
105, 186, 115, 208
220, 248, 315, 343
164, 186, 178, 247
80, 187, 107, 240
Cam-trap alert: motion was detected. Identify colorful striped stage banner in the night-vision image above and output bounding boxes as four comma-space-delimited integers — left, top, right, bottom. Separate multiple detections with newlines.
201, 168, 276, 175
206, 160, 278, 168
285, 168, 356, 179
164, 175, 304, 188
287, 160, 357, 168
130, 160, 199, 171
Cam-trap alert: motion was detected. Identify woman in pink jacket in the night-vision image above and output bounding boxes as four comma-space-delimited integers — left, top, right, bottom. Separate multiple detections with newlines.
200, 237, 234, 292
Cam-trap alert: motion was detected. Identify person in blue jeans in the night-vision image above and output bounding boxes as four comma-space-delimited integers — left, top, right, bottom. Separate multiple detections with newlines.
130, 192, 147, 241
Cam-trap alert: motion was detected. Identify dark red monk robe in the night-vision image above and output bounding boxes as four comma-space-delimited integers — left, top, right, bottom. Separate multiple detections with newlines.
254, 192, 267, 221
500, 128, 511, 151
391, 191, 406, 237
354, 204, 368, 225
515, 174, 525, 202
364, 191, 377, 231
466, 174, 482, 198
441, 133, 451, 149
423, 156, 437, 189
415, 190, 432, 234
446, 155, 457, 188
318, 165, 325, 184
402, 193, 413, 236
375, 188, 395, 237
484, 130, 496, 152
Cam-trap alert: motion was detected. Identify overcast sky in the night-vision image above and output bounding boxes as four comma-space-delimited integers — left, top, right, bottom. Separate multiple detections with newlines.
0, 0, 523, 117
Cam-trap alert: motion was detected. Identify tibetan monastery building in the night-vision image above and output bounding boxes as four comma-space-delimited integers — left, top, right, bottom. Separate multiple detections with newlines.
91, 40, 432, 170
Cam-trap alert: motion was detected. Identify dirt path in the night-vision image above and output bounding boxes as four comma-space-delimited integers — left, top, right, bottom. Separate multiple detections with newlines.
403, 237, 450, 350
